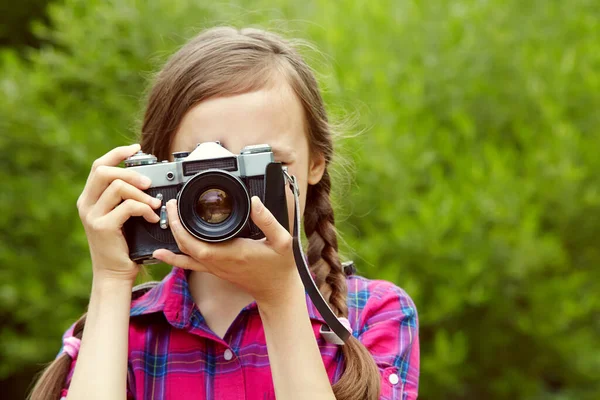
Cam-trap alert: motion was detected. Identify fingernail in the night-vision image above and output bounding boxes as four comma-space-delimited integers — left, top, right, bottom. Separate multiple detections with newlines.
252, 196, 263, 213
140, 176, 152, 186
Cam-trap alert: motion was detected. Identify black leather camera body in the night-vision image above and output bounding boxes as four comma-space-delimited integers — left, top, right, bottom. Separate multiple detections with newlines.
123, 142, 288, 264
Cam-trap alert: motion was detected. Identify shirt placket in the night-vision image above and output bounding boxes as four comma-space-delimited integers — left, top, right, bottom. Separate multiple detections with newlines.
187, 308, 246, 400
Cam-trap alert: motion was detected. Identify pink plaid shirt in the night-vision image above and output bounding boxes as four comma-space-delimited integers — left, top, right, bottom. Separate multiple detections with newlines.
59, 267, 419, 399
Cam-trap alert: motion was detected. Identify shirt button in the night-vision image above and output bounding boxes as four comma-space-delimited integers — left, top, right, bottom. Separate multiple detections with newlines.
389, 373, 399, 385
223, 349, 234, 361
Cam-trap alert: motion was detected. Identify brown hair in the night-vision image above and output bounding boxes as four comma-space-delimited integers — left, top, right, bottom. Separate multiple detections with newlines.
29, 314, 87, 400
29, 27, 380, 399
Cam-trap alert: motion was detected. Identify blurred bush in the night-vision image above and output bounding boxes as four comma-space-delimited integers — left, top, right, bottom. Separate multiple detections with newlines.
0, 0, 50, 49
1, 0, 599, 399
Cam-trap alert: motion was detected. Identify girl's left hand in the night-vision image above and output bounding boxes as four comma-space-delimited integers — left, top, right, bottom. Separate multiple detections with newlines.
152, 196, 301, 307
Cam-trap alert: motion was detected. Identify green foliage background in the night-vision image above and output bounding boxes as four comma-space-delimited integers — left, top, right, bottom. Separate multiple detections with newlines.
1, 0, 599, 399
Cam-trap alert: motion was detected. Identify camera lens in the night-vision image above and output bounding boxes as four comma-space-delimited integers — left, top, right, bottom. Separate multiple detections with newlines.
177, 170, 250, 242
196, 188, 232, 224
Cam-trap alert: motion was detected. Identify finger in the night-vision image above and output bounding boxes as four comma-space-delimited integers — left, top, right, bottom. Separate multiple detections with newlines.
93, 179, 161, 216
80, 144, 148, 208
165, 199, 223, 261
92, 144, 141, 172
250, 196, 291, 253
84, 166, 153, 208
95, 199, 159, 231
152, 249, 208, 272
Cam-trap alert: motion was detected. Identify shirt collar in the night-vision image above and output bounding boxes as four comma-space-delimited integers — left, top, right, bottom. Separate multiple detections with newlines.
130, 267, 327, 327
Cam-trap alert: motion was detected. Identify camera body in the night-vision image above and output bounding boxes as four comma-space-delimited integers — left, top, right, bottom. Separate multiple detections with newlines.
123, 142, 289, 264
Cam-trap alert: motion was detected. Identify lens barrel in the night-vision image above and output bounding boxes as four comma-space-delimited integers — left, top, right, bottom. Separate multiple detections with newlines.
177, 170, 250, 242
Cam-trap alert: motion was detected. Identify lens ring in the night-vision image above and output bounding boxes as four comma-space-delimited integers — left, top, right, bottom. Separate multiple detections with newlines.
177, 170, 250, 242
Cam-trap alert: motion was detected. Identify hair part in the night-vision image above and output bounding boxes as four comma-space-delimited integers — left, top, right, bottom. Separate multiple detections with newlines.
29, 26, 380, 400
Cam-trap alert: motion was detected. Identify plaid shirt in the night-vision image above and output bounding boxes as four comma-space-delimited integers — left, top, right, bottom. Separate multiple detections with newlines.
59, 267, 419, 399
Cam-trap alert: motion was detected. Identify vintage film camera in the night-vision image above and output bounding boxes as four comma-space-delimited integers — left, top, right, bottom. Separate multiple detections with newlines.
123, 142, 288, 264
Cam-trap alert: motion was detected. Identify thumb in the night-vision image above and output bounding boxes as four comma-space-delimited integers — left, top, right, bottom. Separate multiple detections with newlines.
250, 196, 290, 251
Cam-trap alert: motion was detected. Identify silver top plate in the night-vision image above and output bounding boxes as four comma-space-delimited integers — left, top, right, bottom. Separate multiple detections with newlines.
124, 152, 158, 167
240, 144, 272, 154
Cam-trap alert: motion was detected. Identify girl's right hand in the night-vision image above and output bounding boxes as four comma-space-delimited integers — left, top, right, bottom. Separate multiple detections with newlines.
76, 144, 162, 283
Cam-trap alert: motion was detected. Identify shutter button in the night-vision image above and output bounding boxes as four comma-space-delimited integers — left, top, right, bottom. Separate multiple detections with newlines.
389, 373, 399, 385
224, 349, 234, 361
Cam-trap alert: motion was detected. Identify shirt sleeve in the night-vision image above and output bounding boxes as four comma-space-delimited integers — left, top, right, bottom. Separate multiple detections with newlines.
56, 322, 136, 400
356, 280, 420, 400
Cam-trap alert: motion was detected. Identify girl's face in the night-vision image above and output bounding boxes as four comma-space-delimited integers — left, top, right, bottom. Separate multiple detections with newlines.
170, 79, 326, 231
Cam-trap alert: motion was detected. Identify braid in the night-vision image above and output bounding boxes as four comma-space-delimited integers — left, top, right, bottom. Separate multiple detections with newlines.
305, 169, 347, 316
305, 168, 381, 400
28, 314, 87, 400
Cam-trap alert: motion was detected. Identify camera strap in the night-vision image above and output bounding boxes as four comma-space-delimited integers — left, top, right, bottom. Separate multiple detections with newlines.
283, 170, 351, 344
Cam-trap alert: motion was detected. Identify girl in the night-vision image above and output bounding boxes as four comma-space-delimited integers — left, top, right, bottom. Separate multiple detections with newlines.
29, 27, 419, 400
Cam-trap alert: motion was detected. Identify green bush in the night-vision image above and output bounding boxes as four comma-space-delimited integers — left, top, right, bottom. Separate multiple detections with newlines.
1, 1, 598, 399
0, 0, 51, 49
